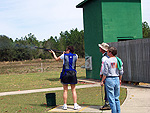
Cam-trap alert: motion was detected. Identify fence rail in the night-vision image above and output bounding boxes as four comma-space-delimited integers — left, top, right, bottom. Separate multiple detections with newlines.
108, 38, 150, 83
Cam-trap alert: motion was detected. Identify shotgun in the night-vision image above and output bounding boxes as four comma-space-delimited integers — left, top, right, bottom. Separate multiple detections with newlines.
34, 47, 63, 53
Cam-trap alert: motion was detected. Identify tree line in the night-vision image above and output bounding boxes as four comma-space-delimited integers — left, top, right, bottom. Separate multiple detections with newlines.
0, 21, 150, 62
0, 28, 84, 61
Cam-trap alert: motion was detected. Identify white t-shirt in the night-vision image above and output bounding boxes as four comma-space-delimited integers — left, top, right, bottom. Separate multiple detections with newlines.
103, 57, 124, 77
100, 53, 109, 75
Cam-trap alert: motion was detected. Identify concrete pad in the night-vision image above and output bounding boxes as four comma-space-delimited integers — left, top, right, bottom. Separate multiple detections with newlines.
48, 105, 111, 113
121, 84, 150, 113
48, 105, 86, 112
80, 106, 111, 113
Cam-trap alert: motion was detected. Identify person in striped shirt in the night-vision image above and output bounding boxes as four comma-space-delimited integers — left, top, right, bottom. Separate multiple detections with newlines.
98, 42, 111, 110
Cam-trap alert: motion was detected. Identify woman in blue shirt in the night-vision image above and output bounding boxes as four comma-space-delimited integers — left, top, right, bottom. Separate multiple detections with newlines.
50, 46, 81, 110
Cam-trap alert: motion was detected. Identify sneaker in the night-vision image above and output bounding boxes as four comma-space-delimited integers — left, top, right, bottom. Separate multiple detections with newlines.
74, 104, 81, 110
100, 103, 111, 110
62, 104, 67, 110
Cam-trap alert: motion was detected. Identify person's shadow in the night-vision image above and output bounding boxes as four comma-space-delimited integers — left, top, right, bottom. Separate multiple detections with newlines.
45, 78, 59, 81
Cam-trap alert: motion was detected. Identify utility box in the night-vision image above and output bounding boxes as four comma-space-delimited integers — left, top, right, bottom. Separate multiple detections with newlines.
85, 56, 92, 70
76, 0, 143, 79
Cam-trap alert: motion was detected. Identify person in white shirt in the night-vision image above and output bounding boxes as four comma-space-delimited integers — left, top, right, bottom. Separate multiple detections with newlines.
100, 47, 123, 113
98, 42, 111, 110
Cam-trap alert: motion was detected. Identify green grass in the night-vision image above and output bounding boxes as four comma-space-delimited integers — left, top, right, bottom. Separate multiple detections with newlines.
0, 59, 86, 92
0, 59, 127, 112
0, 87, 127, 113
0, 67, 86, 92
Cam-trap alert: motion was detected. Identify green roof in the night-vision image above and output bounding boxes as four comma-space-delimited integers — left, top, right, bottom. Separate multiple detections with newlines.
76, 0, 141, 8
76, 0, 90, 8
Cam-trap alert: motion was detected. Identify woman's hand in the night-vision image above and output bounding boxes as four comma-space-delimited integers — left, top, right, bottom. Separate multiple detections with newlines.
49, 50, 54, 54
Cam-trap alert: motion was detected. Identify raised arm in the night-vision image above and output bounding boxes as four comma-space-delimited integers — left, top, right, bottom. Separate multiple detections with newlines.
50, 50, 62, 61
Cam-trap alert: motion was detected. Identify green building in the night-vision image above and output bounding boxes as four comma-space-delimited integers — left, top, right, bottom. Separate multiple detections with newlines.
76, 0, 143, 79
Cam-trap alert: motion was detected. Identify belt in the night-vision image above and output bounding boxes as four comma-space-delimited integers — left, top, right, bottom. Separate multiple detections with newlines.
106, 76, 119, 78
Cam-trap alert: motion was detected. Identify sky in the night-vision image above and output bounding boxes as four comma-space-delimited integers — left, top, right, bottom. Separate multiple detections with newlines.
0, 0, 149, 41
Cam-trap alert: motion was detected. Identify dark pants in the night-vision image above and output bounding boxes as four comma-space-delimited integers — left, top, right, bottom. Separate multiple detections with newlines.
104, 83, 108, 102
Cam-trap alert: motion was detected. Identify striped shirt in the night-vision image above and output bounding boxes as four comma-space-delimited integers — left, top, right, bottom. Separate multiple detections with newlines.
60, 53, 78, 65
100, 52, 109, 75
